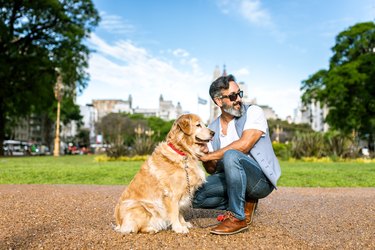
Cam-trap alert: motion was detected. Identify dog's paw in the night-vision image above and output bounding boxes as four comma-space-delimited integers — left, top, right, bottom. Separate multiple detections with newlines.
172, 225, 189, 234
185, 221, 193, 228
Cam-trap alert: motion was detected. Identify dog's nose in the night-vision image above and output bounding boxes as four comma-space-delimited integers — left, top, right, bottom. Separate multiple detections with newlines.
210, 130, 215, 136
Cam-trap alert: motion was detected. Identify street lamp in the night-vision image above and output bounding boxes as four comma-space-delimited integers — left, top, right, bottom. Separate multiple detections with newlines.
53, 71, 63, 156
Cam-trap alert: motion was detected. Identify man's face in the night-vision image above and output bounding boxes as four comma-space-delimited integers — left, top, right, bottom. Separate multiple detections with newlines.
218, 81, 243, 117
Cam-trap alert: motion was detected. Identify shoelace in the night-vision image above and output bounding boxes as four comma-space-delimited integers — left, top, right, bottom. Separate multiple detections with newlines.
217, 211, 235, 222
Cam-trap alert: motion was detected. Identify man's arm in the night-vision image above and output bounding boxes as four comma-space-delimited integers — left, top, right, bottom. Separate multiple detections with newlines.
200, 128, 264, 162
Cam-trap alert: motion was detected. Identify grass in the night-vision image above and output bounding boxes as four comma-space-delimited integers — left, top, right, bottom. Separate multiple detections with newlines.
278, 161, 375, 187
0, 155, 374, 187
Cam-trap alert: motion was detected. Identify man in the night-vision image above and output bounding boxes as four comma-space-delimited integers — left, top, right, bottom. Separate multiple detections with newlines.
193, 74, 281, 235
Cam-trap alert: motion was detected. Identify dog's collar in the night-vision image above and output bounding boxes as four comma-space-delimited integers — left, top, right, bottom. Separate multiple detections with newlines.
167, 143, 186, 156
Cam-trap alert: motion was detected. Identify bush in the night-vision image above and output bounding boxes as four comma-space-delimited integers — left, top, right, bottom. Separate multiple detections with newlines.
272, 142, 292, 160
131, 136, 155, 156
290, 131, 363, 159
106, 145, 131, 158
291, 132, 325, 159
323, 131, 359, 158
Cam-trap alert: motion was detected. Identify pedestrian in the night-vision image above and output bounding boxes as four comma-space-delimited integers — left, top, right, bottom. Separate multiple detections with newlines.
193, 74, 281, 235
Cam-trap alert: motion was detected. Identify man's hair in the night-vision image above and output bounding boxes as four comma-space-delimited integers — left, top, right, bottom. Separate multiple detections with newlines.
209, 74, 236, 102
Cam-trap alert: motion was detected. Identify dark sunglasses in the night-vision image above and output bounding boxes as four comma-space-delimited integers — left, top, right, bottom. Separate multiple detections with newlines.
220, 90, 243, 101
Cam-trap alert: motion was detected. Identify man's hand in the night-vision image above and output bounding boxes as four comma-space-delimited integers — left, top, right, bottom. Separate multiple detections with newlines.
199, 154, 211, 162
199, 143, 209, 154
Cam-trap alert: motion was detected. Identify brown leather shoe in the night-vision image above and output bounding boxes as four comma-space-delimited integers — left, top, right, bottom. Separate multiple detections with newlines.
245, 199, 258, 225
210, 211, 248, 235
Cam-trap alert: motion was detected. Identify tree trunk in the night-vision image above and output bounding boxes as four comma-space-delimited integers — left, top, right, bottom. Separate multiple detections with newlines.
0, 102, 5, 156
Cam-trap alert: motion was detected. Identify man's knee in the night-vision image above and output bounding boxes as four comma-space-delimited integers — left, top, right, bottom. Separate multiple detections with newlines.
223, 149, 241, 164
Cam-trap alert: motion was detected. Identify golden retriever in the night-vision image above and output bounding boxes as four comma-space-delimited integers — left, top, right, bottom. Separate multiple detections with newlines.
114, 114, 214, 234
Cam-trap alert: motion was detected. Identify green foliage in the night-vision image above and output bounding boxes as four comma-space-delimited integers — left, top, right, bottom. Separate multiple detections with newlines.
96, 113, 137, 147
147, 116, 174, 142
291, 132, 325, 158
75, 128, 90, 147
268, 119, 313, 142
96, 113, 173, 157
0, 0, 100, 154
1, 155, 374, 187
301, 22, 375, 144
131, 135, 155, 155
106, 145, 131, 158
128, 114, 174, 142
323, 131, 356, 158
290, 131, 359, 159
272, 142, 292, 160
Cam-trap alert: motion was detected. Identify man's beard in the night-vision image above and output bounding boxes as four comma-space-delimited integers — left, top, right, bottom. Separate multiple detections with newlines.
222, 102, 243, 117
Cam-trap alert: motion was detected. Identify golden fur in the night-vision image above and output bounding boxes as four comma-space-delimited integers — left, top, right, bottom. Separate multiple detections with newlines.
114, 114, 214, 234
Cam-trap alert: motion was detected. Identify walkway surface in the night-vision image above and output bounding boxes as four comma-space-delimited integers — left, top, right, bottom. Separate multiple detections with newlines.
0, 185, 374, 249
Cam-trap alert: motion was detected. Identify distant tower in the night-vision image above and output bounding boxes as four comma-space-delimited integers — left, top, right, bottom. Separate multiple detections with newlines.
208, 65, 226, 123
128, 94, 133, 109
222, 64, 227, 76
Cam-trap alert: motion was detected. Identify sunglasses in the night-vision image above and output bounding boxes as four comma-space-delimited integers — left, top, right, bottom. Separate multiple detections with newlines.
219, 90, 243, 101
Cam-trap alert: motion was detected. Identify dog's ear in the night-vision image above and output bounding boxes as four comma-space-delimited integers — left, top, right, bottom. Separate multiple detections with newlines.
177, 115, 193, 135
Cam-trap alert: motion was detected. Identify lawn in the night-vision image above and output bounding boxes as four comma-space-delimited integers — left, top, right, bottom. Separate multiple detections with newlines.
0, 155, 374, 187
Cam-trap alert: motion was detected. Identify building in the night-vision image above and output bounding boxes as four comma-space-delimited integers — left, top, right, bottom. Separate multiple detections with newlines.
92, 95, 133, 121
12, 115, 44, 143
78, 94, 183, 146
80, 104, 97, 143
158, 95, 183, 120
293, 101, 329, 132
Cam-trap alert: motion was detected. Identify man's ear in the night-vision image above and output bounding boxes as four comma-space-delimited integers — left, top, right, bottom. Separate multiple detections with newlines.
214, 97, 223, 107
177, 115, 193, 135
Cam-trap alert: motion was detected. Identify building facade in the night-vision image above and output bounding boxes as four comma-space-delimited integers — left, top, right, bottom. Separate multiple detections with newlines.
294, 101, 329, 132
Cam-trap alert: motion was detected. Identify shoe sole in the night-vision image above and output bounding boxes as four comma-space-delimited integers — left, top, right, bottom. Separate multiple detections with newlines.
246, 201, 258, 225
210, 225, 249, 235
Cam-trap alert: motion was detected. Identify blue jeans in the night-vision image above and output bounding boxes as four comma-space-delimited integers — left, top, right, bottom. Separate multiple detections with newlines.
193, 149, 274, 220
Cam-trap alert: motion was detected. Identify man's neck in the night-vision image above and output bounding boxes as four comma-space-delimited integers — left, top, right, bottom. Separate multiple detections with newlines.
220, 111, 235, 124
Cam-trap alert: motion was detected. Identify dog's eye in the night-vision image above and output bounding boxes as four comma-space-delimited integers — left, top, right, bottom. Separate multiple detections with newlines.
196, 124, 202, 127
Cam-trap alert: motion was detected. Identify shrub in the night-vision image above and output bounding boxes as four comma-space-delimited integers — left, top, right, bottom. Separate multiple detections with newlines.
95, 155, 148, 162
272, 142, 292, 160
131, 136, 155, 156
106, 145, 131, 158
323, 131, 356, 158
291, 132, 325, 159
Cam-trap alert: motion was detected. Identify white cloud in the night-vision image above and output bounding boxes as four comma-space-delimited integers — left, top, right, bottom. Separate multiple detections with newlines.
79, 34, 212, 121
80, 33, 297, 121
216, 0, 286, 42
233, 68, 250, 78
239, 0, 272, 27
253, 86, 300, 120
217, 0, 272, 27
99, 11, 136, 35
172, 48, 190, 57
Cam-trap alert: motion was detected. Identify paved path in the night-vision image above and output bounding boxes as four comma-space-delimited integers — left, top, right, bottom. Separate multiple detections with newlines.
0, 185, 374, 249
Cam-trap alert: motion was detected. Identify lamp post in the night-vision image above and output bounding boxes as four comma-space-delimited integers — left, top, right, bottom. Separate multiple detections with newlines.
53, 72, 63, 157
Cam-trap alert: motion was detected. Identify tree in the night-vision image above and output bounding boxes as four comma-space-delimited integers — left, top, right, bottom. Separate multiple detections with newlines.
96, 113, 139, 147
268, 118, 313, 143
301, 22, 375, 148
0, 0, 100, 155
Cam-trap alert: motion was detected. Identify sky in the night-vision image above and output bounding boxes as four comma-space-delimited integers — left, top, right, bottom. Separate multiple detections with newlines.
77, 0, 375, 122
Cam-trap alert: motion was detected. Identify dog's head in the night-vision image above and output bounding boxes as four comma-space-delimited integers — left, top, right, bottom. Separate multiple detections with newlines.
166, 114, 214, 158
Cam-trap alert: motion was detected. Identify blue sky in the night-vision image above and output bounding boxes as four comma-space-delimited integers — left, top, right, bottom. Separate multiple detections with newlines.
77, 0, 374, 122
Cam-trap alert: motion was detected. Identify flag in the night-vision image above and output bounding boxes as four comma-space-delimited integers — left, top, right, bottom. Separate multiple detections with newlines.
198, 97, 207, 105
